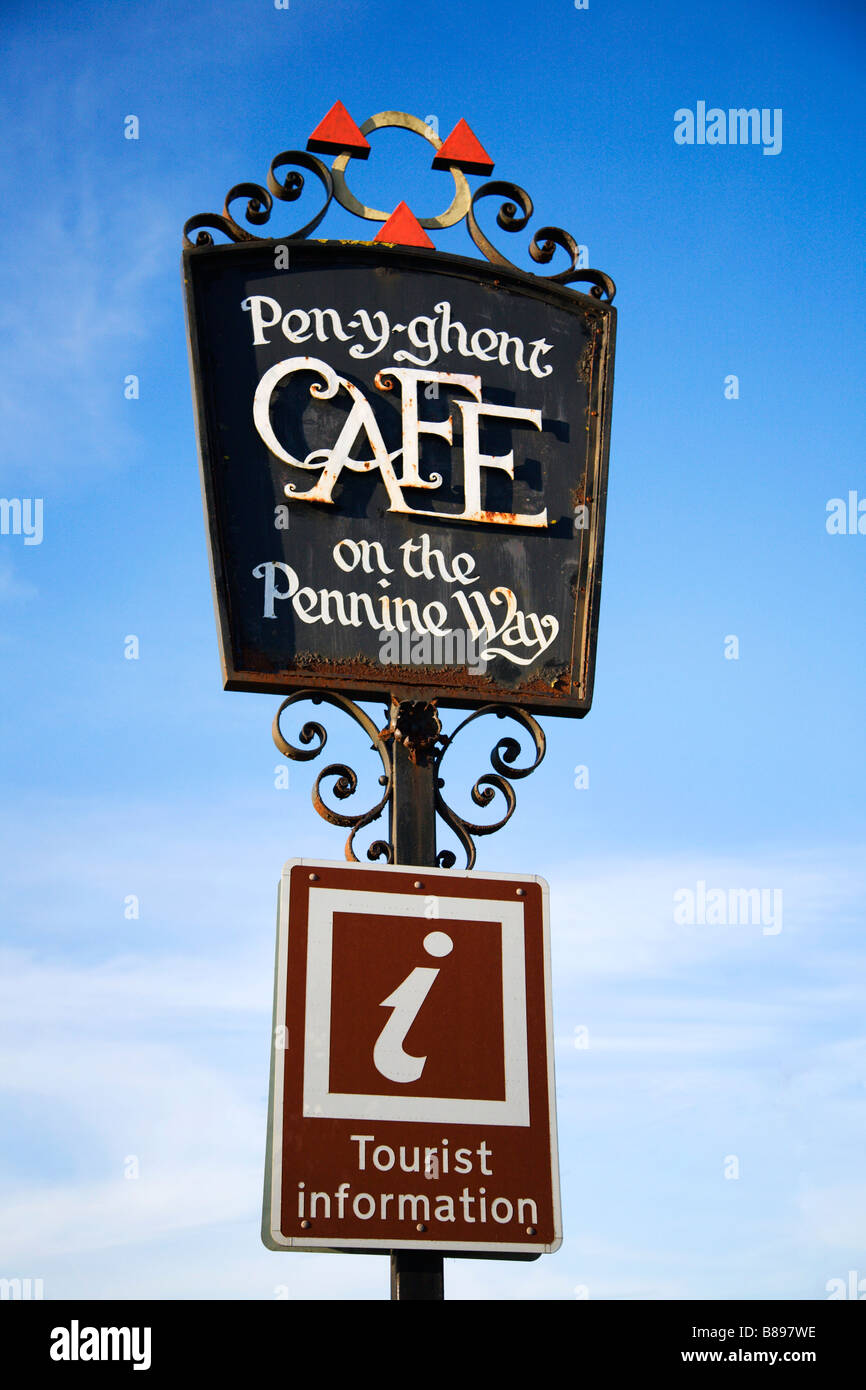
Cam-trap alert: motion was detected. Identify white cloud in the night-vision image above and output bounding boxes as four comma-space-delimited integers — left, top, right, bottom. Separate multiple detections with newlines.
549, 848, 866, 984
0, 831, 864, 1297
0, 948, 266, 1028
0, 60, 174, 483
0, 557, 36, 603
797, 1183, 866, 1250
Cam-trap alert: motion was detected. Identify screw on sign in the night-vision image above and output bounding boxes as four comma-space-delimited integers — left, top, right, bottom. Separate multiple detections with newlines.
262, 861, 561, 1256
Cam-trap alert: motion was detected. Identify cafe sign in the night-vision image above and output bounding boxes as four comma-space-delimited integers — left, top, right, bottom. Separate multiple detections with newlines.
182, 105, 616, 718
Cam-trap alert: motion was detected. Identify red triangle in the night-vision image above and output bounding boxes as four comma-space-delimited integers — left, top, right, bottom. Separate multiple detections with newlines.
373, 202, 435, 249
432, 118, 494, 175
307, 101, 371, 159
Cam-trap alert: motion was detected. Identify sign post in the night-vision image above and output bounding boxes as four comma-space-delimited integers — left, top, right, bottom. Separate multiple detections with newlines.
182, 103, 617, 1300
388, 711, 442, 1298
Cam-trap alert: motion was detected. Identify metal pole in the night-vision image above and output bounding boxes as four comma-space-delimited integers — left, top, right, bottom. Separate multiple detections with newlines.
388, 697, 444, 1302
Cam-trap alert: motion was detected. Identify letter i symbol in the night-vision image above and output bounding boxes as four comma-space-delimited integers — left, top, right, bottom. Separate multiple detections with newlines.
372, 932, 453, 1083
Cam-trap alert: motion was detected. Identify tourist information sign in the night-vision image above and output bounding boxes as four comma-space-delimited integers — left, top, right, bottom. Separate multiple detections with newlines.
263, 859, 561, 1256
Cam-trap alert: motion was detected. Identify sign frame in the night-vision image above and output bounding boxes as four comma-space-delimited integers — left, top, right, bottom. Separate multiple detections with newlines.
183, 237, 616, 719
262, 858, 562, 1258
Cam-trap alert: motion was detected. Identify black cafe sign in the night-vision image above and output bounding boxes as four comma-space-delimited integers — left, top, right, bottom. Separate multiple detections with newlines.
182, 107, 616, 718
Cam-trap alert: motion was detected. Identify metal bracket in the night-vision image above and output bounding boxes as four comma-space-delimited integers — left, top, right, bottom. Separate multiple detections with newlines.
273, 692, 546, 870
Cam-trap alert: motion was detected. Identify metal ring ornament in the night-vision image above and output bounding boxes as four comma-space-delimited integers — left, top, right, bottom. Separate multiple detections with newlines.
330, 110, 471, 230
182, 111, 616, 299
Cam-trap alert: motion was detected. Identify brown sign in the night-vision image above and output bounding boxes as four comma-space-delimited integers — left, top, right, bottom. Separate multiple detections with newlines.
262, 860, 561, 1255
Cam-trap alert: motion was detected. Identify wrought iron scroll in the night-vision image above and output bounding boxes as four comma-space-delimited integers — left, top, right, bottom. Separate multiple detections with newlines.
183, 151, 334, 248
272, 691, 393, 863
183, 109, 615, 301
273, 696, 546, 869
433, 705, 546, 869
465, 182, 616, 299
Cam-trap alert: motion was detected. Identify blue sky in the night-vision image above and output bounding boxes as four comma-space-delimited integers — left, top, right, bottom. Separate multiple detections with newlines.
1, 0, 865, 1300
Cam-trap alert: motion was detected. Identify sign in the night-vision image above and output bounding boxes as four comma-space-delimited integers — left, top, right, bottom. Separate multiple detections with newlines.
184, 236, 616, 717
263, 859, 561, 1255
